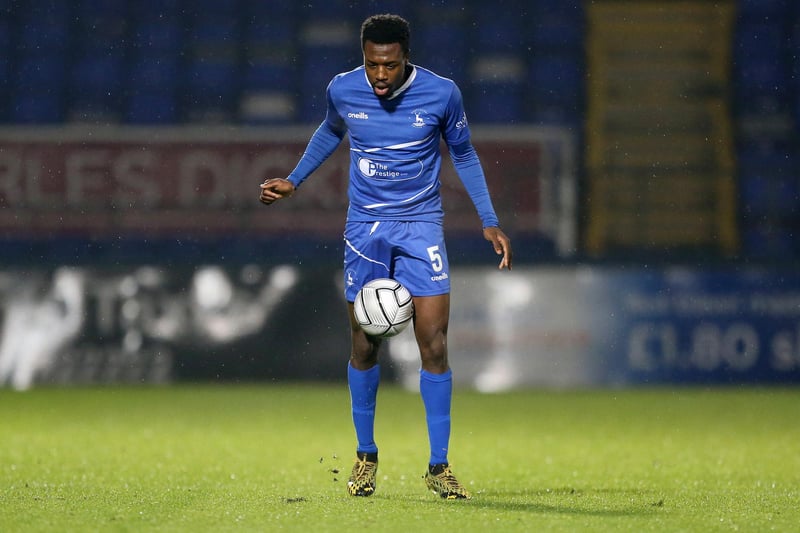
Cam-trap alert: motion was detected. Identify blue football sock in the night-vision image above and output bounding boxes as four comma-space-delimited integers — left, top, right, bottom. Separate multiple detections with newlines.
348, 362, 380, 455
420, 368, 452, 465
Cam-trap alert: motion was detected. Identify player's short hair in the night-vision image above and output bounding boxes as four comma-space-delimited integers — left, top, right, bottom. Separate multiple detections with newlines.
361, 14, 410, 56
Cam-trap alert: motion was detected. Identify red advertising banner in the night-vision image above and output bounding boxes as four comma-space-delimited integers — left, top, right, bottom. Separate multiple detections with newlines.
0, 126, 575, 251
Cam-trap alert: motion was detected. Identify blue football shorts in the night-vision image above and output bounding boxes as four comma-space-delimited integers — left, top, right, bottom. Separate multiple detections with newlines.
343, 220, 451, 302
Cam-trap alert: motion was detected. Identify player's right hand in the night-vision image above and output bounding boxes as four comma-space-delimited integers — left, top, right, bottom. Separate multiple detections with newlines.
259, 178, 295, 205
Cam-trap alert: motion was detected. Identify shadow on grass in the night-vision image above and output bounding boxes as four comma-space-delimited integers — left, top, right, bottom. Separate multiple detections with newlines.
406, 486, 665, 518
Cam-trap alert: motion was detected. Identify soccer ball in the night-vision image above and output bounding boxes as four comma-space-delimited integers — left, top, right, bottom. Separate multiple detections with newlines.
354, 278, 414, 337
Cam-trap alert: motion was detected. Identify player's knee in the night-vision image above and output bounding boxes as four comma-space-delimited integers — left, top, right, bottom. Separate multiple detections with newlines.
419, 354, 448, 373
418, 343, 447, 371
351, 335, 381, 366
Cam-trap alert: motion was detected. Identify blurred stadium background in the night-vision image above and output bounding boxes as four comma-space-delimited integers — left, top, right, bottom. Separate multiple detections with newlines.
0, 0, 798, 390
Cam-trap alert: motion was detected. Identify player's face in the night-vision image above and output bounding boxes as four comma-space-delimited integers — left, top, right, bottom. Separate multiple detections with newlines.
363, 41, 408, 99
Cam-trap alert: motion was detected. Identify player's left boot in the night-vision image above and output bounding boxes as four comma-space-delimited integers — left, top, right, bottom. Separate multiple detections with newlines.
347, 451, 378, 496
424, 463, 471, 499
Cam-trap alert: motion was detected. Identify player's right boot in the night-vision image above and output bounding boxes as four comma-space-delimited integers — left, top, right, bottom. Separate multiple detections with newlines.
347, 451, 378, 497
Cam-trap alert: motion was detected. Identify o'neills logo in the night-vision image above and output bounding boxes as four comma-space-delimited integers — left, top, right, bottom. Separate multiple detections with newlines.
348, 111, 369, 119
431, 272, 449, 282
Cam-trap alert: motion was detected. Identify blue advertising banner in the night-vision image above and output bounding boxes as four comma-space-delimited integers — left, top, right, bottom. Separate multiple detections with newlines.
609, 268, 800, 385
2, 264, 798, 390
391, 267, 800, 390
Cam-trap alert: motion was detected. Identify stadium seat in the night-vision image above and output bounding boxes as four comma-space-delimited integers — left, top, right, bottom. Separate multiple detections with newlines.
735, 59, 790, 92
732, 18, 789, 113
296, 18, 358, 122
129, 0, 182, 20
297, 49, 354, 123
186, 59, 239, 92
10, 92, 65, 123
240, 56, 297, 123
242, 3, 300, 52
732, 15, 796, 145
14, 54, 68, 91
242, 60, 296, 91
187, 16, 240, 60
467, 51, 526, 122
0, 64, 7, 121
242, 27, 297, 132
68, 98, 122, 123
0, 17, 10, 51
243, 15, 296, 51
184, 59, 241, 122
72, 0, 128, 54
244, 1, 298, 17
11, 54, 64, 124
526, 54, 583, 105
239, 91, 296, 124
743, 224, 797, 258
738, 151, 799, 216
189, 14, 240, 42
74, 0, 127, 15
16, 0, 71, 25
419, 52, 469, 85
241, 11, 297, 84
734, 20, 786, 63
69, 34, 126, 120
737, 0, 793, 21
529, 13, 585, 54
467, 83, 524, 123
527, 0, 583, 18
355, 1, 410, 20
472, 7, 524, 53
0, 17, 10, 119
523, 53, 584, 125
67, 54, 125, 122
415, 22, 469, 81
128, 55, 180, 91
182, 0, 242, 18
126, 91, 179, 124
732, 41, 792, 124
297, 0, 355, 20
17, 15, 70, 54
413, 0, 467, 22
71, 54, 125, 92
181, 10, 243, 122
131, 18, 184, 54
740, 174, 799, 217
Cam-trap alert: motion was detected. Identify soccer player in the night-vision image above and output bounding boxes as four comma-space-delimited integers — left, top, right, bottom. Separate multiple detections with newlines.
259, 14, 513, 499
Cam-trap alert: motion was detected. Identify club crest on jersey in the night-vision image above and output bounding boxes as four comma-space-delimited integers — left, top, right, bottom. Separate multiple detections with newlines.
411, 109, 428, 128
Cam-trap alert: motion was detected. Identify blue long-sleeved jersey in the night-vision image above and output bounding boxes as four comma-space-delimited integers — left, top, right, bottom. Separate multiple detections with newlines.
287, 64, 499, 229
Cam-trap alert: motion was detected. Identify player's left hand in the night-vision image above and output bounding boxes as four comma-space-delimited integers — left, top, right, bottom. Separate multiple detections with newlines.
483, 227, 513, 270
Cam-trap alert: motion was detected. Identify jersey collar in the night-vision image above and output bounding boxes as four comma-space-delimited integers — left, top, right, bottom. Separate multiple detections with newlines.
363, 64, 417, 100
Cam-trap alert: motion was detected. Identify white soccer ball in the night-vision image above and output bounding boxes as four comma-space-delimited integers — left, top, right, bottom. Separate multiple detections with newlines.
354, 278, 414, 337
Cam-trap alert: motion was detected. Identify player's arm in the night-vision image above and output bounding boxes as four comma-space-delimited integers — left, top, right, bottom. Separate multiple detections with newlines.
449, 141, 513, 270
442, 84, 512, 269
259, 119, 345, 206
260, 79, 346, 205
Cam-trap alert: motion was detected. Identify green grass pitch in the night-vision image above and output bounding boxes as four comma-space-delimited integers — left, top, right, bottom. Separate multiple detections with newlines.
0, 384, 798, 532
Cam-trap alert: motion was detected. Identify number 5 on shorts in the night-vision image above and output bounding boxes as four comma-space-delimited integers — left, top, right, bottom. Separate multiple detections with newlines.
427, 245, 443, 272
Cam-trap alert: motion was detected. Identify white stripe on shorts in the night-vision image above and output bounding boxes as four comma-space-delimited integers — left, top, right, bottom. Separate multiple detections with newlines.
344, 237, 390, 272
